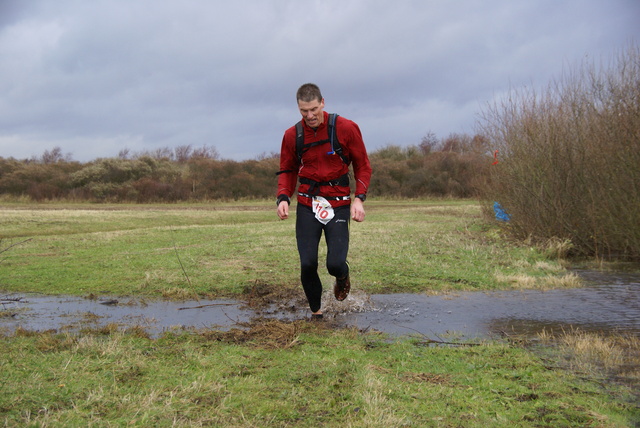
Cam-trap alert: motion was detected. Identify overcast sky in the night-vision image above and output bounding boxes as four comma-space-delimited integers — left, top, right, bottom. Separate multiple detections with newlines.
1, 0, 638, 162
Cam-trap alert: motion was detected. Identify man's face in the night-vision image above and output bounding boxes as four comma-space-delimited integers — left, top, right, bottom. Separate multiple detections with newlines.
298, 98, 325, 128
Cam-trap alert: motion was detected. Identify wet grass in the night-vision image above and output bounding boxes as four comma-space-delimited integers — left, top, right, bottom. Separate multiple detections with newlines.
535, 328, 640, 392
1, 322, 638, 427
0, 199, 577, 298
494, 271, 582, 289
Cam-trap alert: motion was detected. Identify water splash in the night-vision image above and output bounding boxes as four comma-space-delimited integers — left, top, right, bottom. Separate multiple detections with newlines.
321, 289, 376, 314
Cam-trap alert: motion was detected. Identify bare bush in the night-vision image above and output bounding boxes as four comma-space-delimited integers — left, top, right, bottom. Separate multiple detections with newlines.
478, 44, 640, 259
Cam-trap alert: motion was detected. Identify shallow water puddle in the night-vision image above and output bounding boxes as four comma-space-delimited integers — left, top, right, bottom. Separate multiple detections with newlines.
339, 284, 639, 339
1, 270, 638, 339
350, 270, 639, 339
0, 296, 254, 336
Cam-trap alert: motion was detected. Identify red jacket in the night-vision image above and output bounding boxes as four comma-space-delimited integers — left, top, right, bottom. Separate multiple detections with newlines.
277, 111, 372, 208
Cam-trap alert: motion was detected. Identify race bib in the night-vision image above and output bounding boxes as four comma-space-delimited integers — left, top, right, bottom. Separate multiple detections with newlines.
312, 196, 334, 225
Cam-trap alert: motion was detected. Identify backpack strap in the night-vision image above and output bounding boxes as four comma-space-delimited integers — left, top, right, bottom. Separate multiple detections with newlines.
328, 114, 350, 165
275, 122, 306, 175
295, 120, 305, 161
299, 173, 350, 196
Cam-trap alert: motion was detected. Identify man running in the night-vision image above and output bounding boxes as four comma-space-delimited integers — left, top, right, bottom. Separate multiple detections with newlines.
276, 83, 372, 319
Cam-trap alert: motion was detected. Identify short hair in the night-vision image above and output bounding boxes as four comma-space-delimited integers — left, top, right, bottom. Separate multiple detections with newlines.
296, 83, 323, 103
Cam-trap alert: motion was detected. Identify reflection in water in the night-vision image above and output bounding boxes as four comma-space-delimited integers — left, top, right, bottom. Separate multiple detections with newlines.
1, 270, 638, 339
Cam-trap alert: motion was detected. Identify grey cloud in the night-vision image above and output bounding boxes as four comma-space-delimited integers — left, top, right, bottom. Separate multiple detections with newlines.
0, 0, 638, 161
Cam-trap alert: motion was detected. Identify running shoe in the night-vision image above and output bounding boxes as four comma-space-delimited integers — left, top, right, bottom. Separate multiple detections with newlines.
333, 276, 351, 301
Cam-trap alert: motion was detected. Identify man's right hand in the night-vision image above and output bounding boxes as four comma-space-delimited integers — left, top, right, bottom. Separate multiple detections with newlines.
277, 200, 289, 220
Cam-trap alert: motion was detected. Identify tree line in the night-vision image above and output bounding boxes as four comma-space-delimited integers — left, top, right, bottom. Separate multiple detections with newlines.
0, 134, 492, 203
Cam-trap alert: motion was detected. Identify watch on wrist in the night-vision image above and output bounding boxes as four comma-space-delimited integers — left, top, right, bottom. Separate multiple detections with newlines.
355, 194, 367, 202
276, 195, 290, 206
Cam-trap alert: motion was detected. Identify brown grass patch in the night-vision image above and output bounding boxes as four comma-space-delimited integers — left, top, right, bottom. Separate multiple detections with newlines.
400, 372, 453, 385
367, 364, 454, 385
199, 318, 324, 350
241, 280, 306, 312
536, 327, 640, 400
494, 272, 581, 289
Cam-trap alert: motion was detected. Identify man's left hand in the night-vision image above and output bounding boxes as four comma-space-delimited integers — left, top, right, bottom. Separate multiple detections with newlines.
351, 198, 365, 222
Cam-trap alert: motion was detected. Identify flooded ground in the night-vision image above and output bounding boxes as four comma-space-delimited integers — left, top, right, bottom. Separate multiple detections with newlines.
1, 270, 638, 340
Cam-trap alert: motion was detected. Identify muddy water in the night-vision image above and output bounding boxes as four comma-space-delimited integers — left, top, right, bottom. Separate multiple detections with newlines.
1, 270, 638, 339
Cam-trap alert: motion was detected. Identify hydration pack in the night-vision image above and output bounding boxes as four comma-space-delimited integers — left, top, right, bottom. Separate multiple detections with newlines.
276, 113, 352, 199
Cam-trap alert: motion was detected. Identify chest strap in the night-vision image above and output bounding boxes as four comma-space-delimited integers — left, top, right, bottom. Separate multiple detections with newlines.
299, 173, 349, 196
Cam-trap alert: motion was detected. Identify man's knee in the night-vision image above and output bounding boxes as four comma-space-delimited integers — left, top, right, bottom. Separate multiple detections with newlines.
300, 260, 319, 274
326, 260, 348, 278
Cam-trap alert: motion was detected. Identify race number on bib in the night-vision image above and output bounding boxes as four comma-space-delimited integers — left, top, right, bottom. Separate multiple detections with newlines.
312, 196, 334, 225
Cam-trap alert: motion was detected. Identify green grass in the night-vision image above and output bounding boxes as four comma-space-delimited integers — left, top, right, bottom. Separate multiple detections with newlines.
1, 324, 637, 427
1, 200, 638, 426
1, 200, 569, 297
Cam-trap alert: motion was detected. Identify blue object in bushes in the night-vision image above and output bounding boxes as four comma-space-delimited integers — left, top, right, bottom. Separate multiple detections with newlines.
494, 202, 511, 222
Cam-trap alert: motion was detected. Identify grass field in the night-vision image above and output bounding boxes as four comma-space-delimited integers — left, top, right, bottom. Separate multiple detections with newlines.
1, 200, 638, 426
0, 199, 577, 298
2, 323, 636, 427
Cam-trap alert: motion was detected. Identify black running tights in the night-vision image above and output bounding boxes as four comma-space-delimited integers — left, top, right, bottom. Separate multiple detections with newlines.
296, 204, 350, 312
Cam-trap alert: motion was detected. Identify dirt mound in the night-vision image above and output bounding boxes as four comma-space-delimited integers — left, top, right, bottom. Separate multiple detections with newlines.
241, 281, 307, 314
